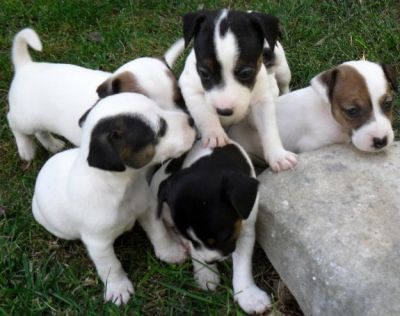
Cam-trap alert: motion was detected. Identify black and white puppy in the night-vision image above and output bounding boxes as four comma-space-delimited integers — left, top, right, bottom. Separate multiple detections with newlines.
179, 9, 297, 172
33, 93, 196, 305
150, 141, 270, 314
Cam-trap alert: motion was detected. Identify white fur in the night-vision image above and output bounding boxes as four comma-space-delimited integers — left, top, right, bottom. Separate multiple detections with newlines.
150, 140, 271, 314
229, 60, 394, 155
179, 11, 297, 172
32, 93, 195, 305
8, 28, 184, 160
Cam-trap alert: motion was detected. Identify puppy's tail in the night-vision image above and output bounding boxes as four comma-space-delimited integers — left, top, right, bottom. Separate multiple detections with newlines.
12, 28, 42, 70
164, 38, 185, 68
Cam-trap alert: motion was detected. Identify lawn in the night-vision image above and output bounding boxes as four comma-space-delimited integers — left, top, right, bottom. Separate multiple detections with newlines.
0, 0, 399, 315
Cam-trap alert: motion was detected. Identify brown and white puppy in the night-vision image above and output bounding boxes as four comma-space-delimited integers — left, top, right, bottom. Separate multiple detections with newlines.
8, 29, 184, 161
229, 60, 397, 156
178, 9, 297, 172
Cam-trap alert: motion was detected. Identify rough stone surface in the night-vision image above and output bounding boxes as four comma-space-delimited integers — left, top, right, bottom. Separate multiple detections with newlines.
256, 143, 400, 316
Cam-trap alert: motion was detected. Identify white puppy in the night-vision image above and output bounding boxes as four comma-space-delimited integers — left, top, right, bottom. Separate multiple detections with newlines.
8, 28, 184, 160
179, 9, 297, 172
229, 60, 397, 156
32, 93, 196, 305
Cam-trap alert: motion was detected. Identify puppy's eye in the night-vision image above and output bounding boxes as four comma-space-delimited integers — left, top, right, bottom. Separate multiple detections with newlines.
236, 67, 256, 81
343, 106, 361, 119
382, 99, 393, 112
191, 239, 200, 249
157, 118, 167, 137
197, 67, 211, 81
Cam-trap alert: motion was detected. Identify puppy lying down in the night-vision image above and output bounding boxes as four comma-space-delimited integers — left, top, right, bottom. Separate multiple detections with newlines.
150, 141, 270, 314
8, 28, 185, 160
32, 93, 195, 305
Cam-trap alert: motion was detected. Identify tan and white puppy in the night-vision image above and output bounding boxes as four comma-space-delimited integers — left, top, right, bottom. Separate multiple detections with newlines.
179, 9, 297, 172
32, 93, 196, 305
8, 28, 184, 161
229, 60, 397, 156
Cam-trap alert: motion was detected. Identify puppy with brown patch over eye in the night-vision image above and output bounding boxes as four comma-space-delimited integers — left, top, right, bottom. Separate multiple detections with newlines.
229, 60, 397, 157
150, 141, 271, 314
8, 28, 185, 161
32, 93, 196, 306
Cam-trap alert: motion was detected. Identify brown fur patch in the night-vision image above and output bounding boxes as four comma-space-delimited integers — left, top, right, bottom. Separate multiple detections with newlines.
379, 92, 394, 123
120, 143, 155, 169
329, 65, 373, 131
232, 219, 242, 240
96, 71, 148, 98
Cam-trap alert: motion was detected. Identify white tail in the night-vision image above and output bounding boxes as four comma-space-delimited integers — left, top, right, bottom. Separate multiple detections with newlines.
163, 38, 185, 68
12, 28, 42, 70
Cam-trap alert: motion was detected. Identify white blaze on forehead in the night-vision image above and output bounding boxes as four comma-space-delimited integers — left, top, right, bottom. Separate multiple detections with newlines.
214, 10, 238, 79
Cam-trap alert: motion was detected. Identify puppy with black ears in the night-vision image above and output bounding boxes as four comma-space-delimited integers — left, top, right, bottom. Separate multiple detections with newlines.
179, 9, 297, 172
150, 141, 271, 314
32, 93, 196, 305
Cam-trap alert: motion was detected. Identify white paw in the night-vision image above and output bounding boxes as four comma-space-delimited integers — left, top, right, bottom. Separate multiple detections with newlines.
155, 242, 188, 264
267, 148, 297, 172
104, 277, 134, 306
46, 138, 65, 153
194, 267, 220, 291
202, 127, 229, 148
18, 144, 36, 161
235, 285, 271, 314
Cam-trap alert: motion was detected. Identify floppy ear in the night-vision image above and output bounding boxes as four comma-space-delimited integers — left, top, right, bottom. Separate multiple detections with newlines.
87, 129, 126, 172
182, 11, 206, 48
96, 72, 144, 98
96, 77, 113, 98
381, 63, 398, 92
224, 172, 259, 220
250, 13, 280, 53
310, 68, 339, 104
120, 143, 155, 169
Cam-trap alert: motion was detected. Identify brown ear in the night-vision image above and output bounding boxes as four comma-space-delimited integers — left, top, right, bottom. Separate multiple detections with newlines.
310, 67, 339, 104
119, 143, 156, 169
381, 63, 398, 92
96, 72, 146, 98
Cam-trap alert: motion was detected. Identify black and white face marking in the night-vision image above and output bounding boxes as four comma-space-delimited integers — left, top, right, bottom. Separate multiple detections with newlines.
183, 9, 280, 118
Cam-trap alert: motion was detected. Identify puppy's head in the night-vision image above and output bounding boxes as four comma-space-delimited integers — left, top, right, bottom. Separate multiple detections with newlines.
311, 60, 397, 152
183, 9, 280, 122
157, 168, 259, 263
79, 93, 196, 172
96, 58, 186, 112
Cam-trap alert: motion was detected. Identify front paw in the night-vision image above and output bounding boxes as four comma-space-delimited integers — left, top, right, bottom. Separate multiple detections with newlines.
194, 266, 220, 291
268, 148, 297, 172
155, 242, 188, 264
105, 277, 134, 306
202, 128, 229, 148
235, 285, 271, 314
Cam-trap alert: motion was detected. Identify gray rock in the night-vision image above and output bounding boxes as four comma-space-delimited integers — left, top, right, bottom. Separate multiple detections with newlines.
256, 143, 400, 316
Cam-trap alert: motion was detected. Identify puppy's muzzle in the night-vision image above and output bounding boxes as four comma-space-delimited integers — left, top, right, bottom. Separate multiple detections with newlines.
216, 108, 233, 116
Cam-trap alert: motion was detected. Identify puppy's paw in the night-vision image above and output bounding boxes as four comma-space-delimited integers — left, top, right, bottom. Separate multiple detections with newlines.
18, 144, 36, 161
155, 242, 188, 264
194, 267, 220, 291
235, 285, 271, 314
105, 277, 134, 306
202, 127, 229, 148
45, 138, 65, 153
268, 148, 297, 172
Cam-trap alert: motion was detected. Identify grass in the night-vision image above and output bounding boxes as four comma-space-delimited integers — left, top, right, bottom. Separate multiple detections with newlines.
0, 0, 399, 315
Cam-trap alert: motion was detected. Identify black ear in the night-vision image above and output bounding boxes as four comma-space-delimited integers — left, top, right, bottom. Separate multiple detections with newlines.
182, 11, 206, 48
157, 178, 172, 218
224, 172, 259, 220
381, 63, 398, 92
250, 13, 280, 53
78, 101, 99, 127
96, 77, 113, 98
87, 129, 125, 172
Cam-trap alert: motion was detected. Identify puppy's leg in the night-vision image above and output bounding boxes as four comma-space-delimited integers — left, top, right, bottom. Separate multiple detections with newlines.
251, 98, 297, 172
185, 92, 229, 148
83, 236, 133, 306
232, 217, 271, 314
35, 132, 65, 153
138, 209, 187, 264
192, 259, 220, 291
11, 129, 36, 161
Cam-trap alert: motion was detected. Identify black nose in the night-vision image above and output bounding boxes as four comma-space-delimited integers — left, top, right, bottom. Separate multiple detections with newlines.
373, 136, 387, 149
216, 108, 233, 116
188, 117, 195, 127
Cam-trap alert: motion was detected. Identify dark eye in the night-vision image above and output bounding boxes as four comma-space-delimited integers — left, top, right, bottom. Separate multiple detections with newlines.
382, 99, 393, 112
191, 239, 200, 249
343, 106, 361, 119
157, 118, 167, 137
197, 66, 211, 81
236, 67, 255, 81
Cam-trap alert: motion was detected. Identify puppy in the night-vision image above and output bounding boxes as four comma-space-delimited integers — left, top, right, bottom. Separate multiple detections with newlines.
8, 28, 184, 160
150, 141, 271, 314
178, 9, 297, 172
32, 93, 196, 305
229, 60, 397, 156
